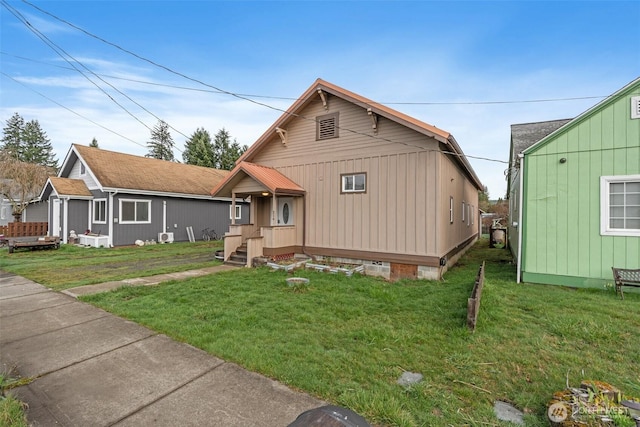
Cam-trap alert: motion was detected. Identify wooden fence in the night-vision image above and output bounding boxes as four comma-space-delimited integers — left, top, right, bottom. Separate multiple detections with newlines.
467, 261, 485, 331
0, 222, 48, 237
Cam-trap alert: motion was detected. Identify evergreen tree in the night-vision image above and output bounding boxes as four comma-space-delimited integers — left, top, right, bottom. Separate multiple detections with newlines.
89, 138, 99, 148
146, 120, 175, 161
183, 128, 214, 167
212, 128, 247, 170
1, 113, 58, 169
22, 120, 57, 168
1, 113, 24, 158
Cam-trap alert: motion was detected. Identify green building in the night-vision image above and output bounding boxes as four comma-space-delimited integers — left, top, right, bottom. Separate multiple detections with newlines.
511, 77, 640, 288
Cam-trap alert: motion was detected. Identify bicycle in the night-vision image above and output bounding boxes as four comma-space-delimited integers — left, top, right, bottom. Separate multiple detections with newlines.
201, 227, 219, 241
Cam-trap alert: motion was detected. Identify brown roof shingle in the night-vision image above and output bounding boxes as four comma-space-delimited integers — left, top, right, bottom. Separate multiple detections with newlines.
49, 177, 92, 197
74, 144, 229, 196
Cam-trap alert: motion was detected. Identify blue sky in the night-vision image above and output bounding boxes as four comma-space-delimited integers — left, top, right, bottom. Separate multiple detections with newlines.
1, 1, 639, 199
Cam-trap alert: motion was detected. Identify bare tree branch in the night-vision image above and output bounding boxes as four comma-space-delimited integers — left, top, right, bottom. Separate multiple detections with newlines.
0, 151, 54, 221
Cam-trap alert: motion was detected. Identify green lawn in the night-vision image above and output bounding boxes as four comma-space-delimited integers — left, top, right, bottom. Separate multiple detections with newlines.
0, 241, 222, 290
74, 240, 640, 426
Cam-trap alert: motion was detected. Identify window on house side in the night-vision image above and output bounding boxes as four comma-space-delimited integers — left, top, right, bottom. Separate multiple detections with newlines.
600, 175, 640, 236
341, 173, 366, 193
93, 199, 106, 223
80, 162, 86, 176
317, 113, 339, 140
450, 197, 454, 223
119, 199, 151, 224
230, 205, 242, 220
462, 202, 465, 222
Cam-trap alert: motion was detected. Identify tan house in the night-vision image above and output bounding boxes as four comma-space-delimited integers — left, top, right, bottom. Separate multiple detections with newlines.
211, 79, 483, 280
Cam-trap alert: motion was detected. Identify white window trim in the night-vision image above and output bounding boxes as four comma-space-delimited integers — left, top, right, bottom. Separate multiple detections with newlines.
462, 201, 465, 222
631, 96, 640, 119
80, 162, 86, 176
230, 204, 242, 220
0, 205, 6, 220
93, 198, 107, 224
341, 173, 366, 193
600, 174, 640, 237
119, 199, 151, 224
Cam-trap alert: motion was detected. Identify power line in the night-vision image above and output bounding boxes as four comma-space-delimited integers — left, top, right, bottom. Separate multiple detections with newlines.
2, 1, 153, 132
1, 72, 147, 148
2, 2, 187, 150
11, 0, 509, 167
1, 51, 609, 106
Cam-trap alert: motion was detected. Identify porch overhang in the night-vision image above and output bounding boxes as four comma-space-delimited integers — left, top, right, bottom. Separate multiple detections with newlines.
210, 161, 305, 198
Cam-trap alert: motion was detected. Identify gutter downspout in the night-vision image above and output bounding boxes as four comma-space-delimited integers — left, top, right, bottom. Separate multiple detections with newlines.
162, 201, 167, 233
62, 198, 69, 244
108, 190, 118, 247
516, 153, 525, 283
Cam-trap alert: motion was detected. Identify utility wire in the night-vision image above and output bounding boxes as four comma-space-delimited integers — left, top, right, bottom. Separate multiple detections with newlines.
1, 50, 609, 106
1, 1, 154, 132
1, 3, 189, 148
14, 0, 511, 167
1, 72, 147, 148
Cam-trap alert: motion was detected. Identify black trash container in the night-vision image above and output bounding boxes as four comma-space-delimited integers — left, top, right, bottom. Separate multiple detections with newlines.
287, 405, 371, 427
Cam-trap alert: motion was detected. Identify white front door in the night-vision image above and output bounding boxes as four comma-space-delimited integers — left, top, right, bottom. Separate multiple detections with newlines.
51, 199, 61, 237
277, 198, 293, 225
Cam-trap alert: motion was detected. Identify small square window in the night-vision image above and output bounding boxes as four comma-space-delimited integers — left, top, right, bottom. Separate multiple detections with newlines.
317, 113, 339, 140
341, 173, 366, 193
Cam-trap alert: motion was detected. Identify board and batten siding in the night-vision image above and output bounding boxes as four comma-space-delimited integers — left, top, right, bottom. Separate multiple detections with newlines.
522, 83, 640, 287
111, 195, 248, 246
69, 158, 99, 189
252, 95, 478, 259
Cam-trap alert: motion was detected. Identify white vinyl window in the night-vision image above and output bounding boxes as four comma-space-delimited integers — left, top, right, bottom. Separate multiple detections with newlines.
93, 199, 106, 223
341, 173, 366, 193
600, 175, 640, 236
119, 199, 151, 224
462, 202, 465, 222
80, 162, 86, 176
230, 204, 242, 220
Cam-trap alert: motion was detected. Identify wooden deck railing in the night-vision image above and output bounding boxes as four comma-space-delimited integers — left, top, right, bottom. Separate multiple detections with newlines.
0, 222, 48, 237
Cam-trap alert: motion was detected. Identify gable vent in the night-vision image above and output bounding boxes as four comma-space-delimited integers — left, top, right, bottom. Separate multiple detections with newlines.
317, 113, 339, 140
631, 96, 640, 119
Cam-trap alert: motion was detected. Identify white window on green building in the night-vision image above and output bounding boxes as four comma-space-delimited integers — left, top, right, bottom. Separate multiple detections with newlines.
600, 175, 640, 236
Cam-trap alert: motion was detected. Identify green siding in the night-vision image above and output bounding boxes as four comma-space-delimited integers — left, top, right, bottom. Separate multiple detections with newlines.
521, 80, 640, 288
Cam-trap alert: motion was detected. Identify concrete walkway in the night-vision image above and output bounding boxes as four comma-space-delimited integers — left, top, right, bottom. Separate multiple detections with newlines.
0, 269, 324, 426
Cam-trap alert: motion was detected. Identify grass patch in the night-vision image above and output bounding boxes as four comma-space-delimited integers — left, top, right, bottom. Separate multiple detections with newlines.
0, 370, 31, 427
0, 241, 222, 290
80, 240, 640, 426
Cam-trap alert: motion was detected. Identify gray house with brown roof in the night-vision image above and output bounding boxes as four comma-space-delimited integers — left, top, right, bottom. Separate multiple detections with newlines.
211, 79, 483, 280
40, 144, 248, 246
